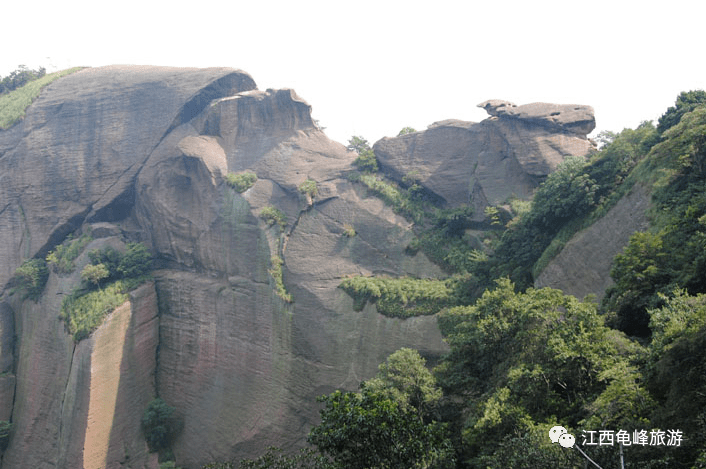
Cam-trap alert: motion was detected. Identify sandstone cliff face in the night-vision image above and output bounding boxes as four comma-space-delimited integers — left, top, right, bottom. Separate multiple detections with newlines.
0, 66, 446, 469
373, 100, 596, 213
0, 66, 604, 469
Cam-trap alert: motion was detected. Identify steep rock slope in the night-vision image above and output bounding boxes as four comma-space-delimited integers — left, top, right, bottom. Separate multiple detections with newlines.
373, 99, 595, 212
534, 184, 652, 300
0, 67, 446, 468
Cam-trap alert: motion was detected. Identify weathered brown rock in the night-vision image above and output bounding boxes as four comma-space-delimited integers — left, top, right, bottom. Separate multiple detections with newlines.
0, 66, 449, 469
373, 100, 596, 210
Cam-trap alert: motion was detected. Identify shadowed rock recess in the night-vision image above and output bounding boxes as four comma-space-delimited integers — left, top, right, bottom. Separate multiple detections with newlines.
0, 67, 599, 468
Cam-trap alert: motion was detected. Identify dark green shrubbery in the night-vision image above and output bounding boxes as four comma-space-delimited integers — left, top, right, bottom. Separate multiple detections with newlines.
142, 398, 182, 453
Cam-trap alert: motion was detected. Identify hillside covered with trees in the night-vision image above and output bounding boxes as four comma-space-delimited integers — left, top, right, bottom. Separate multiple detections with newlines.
201, 91, 706, 469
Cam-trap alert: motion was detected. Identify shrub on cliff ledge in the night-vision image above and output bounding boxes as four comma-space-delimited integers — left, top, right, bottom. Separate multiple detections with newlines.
225, 171, 257, 193
12, 258, 48, 301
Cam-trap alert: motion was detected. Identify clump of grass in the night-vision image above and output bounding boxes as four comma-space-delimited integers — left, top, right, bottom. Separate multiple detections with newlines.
0, 67, 84, 129
225, 171, 257, 193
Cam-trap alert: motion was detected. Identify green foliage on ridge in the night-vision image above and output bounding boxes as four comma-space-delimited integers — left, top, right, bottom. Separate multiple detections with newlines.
0, 67, 84, 129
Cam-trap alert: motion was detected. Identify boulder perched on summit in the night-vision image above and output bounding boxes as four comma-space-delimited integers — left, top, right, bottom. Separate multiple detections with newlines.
373, 99, 596, 211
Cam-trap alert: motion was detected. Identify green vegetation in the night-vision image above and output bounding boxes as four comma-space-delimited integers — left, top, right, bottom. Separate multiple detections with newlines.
0, 65, 46, 94
46, 232, 93, 274
142, 398, 182, 454
81, 263, 109, 288
207, 91, 706, 469
347, 136, 379, 173
236, 448, 333, 469
225, 171, 257, 193
308, 349, 454, 469
0, 67, 83, 129
0, 420, 12, 452
260, 206, 287, 229
60, 281, 129, 341
61, 242, 152, 341
298, 178, 318, 198
339, 276, 457, 317
397, 126, 416, 136
342, 223, 356, 238
12, 258, 48, 301
269, 255, 292, 303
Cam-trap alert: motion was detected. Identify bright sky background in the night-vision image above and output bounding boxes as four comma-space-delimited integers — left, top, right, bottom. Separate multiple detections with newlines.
3, 0, 705, 146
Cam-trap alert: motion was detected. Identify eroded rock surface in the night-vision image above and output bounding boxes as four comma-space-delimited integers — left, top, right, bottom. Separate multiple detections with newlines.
0, 66, 446, 469
373, 100, 596, 210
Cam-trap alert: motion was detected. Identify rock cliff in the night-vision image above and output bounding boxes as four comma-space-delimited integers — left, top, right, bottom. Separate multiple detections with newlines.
0, 66, 601, 468
0, 66, 446, 469
373, 100, 595, 213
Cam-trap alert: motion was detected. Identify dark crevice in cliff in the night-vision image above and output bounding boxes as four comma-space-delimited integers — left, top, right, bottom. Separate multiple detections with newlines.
36, 208, 91, 260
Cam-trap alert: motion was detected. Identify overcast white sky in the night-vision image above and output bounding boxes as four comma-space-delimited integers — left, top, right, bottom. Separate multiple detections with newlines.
3, 0, 705, 145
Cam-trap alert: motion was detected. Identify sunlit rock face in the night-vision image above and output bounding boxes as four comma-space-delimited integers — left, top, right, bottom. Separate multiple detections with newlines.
0, 66, 447, 468
373, 99, 596, 212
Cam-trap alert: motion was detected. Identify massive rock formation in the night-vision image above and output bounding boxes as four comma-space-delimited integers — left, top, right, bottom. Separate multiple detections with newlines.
0, 66, 603, 469
373, 99, 595, 213
0, 66, 446, 469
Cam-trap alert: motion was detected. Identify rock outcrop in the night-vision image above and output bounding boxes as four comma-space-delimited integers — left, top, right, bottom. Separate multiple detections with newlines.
0, 66, 446, 469
0, 66, 609, 469
373, 100, 596, 211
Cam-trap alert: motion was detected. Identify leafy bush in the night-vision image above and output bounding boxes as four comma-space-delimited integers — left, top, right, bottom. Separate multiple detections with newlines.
269, 256, 292, 303
12, 258, 49, 301
397, 126, 416, 136
81, 263, 109, 288
657, 90, 706, 134
298, 178, 318, 198
142, 398, 181, 453
260, 206, 287, 229
87, 242, 152, 282
353, 149, 379, 173
225, 171, 257, 193
46, 232, 93, 274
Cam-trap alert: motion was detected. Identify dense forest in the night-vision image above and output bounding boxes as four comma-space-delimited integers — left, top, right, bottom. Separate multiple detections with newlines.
193, 91, 706, 469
